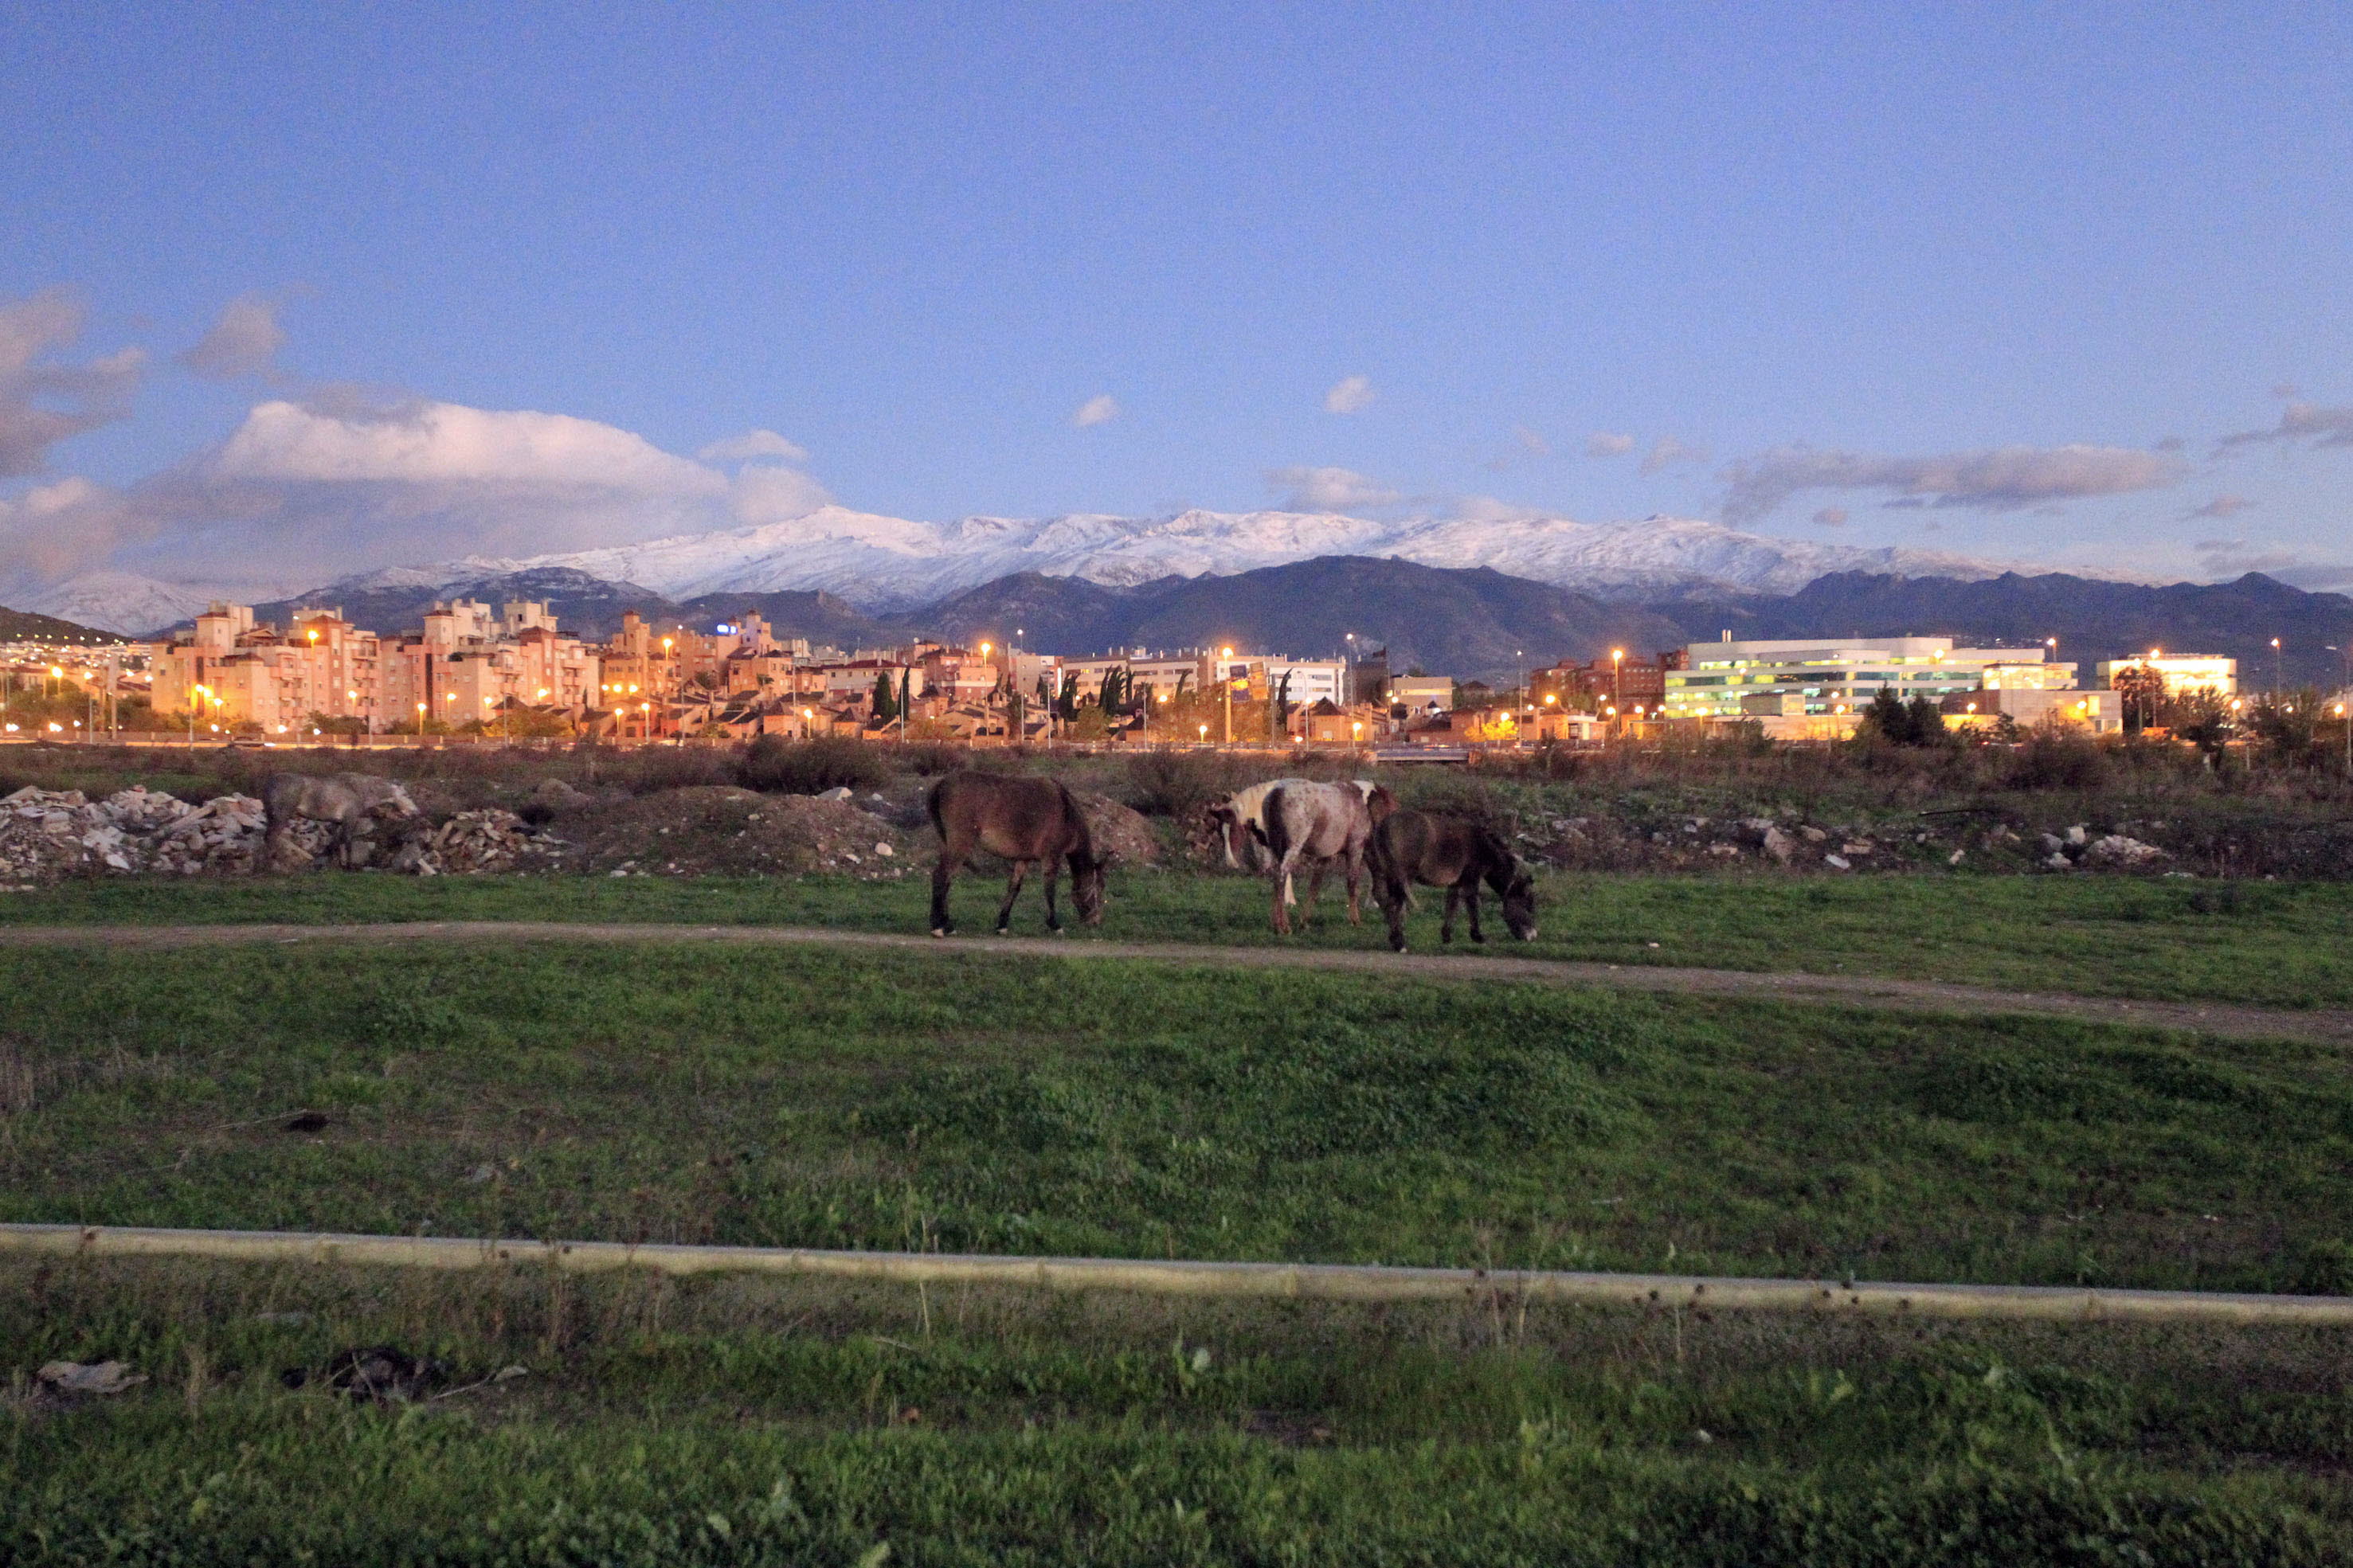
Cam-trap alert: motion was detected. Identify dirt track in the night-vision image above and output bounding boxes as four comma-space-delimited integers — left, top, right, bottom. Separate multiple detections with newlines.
8, 919, 2349, 1046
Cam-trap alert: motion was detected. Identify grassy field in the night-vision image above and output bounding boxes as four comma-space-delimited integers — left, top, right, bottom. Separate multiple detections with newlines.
8, 866, 2353, 1009
7, 941, 2351, 1293
6, 1254, 2349, 1566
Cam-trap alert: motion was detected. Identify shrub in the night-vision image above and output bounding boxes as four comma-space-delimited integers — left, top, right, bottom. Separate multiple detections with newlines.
739, 735, 890, 795
1123, 749, 1245, 817
2007, 726, 2110, 792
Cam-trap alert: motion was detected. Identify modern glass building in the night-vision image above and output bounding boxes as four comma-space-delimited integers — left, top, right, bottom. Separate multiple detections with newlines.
1661, 635, 2072, 719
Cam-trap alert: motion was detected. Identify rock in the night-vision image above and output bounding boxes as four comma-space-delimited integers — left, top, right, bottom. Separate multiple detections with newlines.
815, 786, 854, 801
1948, 849, 1967, 865
2083, 834, 2166, 868
1840, 840, 1874, 855
2044, 851, 2076, 870
2038, 833, 2065, 854
1760, 826, 1795, 865
1823, 854, 1853, 871
531, 777, 592, 809
2065, 825, 2089, 846
1799, 826, 1828, 843
874, 842, 895, 856
37, 1360, 144, 1397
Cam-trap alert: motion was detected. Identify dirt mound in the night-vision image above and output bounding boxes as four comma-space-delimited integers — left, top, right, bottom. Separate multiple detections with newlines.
1073, 792, 1161, 865
559, 786, 918, 878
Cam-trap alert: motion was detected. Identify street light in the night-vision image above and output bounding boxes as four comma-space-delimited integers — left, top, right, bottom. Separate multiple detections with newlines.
1220, 646, 1235, 745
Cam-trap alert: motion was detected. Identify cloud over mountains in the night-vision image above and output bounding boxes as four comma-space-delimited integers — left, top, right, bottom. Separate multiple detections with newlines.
1720, 443, 2187, 522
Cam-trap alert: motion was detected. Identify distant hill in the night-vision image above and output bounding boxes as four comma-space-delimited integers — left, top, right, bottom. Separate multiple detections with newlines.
1657, 571, 2353, 686
0, 604, 126, 644
920, 557, 1687, 680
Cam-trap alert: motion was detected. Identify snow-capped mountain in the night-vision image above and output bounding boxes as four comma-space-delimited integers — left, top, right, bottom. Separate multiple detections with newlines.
13, 506, 2132, 635
328, 506, 2066, 614
4, 572, 233, 637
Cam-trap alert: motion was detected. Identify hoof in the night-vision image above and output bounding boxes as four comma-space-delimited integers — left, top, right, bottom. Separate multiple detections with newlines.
931, 927, 949, 938
1388, 939, 1407, 953
1470, 932, 1486, 944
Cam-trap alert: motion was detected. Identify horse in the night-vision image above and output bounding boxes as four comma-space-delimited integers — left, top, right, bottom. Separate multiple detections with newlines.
927, 772, 1106, 937
1208, 778, 1392, 872
1258, 780, 1384, 934
1367, 809, 1538, 952
262, 772, 419, 870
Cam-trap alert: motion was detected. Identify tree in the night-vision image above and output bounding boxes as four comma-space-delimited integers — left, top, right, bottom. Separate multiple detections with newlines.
1860, 686, 1913, 745
871, 671, 899, 722
1270, 670, 1295, 737
2111, 663, 2167, 733
1904, 694, 1949, 745
1056, 670, 1081, 723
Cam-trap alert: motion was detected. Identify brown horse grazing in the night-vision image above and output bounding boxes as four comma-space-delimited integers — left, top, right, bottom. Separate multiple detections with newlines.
1368, 809, 1538, 952
1258, 780, 1381, 934
928, 772, 1106, 937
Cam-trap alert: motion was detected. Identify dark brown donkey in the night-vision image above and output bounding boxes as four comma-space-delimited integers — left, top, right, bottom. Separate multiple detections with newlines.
1368, 809, 1538, 952
928, 772, 1106, 937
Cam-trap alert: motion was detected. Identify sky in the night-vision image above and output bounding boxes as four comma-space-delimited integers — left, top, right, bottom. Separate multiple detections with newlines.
5, 2, 2353, 595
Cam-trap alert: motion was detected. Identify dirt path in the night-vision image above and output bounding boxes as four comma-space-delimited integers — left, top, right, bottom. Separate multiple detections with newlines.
7, 920, 2348, 1046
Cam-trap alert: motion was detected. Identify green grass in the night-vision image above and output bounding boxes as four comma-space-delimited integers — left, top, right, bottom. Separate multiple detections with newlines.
4, 1256, 2349, 1566
8, 867, 2353, 1009
7, 943, 2352, 1293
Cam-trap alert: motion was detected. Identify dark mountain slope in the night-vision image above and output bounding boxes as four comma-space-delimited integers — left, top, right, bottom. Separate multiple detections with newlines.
0, 606, 125, 643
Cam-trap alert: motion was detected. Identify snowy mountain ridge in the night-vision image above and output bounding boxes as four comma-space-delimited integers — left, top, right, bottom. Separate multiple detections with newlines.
11, 506, 2136, 635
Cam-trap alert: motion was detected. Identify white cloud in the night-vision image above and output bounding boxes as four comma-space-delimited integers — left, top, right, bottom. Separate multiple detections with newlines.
1811, 506, 1849, 527
212, 399, 722, 493
1264, 465, 1401, 511
1720, 442, 2186, 522
1071, 393, 1119, 428
728, 462, 833, 524
2218, 403, 2353, 450
698, 428, 808, 463
177, 294, 286, 381
1639, 434, 1707, 475
1323, 375, 1375, 415
2, 395, 835, 597
1585, 432, 1635, 457
2187, 495, 2253, 519
0, 287, 145, 476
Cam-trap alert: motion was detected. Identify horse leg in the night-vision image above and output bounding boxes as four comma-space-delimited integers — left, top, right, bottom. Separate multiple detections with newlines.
996, 860, 1031, 935
1462, 874, 1486, 943
1271, 854, 1295, 935
1302, 861, 1328, 925
1380, 866, 1410, 952
930, 850, 965, 936
1442, 885, 1460, 944
1041, 858, 1063, 934
1344, 847, 1364, 925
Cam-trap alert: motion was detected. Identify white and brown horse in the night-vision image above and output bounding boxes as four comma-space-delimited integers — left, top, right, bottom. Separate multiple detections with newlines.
1208, 778, 1388, 873
928, 772, 1106, 936
1257, 780, 1393, 934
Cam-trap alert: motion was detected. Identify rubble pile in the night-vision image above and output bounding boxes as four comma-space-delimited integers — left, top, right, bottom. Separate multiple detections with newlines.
386, 809, 550, 876
0, 785, 288, 882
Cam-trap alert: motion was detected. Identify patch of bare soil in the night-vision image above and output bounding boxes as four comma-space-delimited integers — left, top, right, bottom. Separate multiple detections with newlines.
554, 787, 919, 878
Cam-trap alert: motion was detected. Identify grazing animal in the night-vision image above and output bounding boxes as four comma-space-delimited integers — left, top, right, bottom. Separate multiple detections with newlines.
1258, 780, 1382, 934
928, 772, 1106, 937
261, 772, 419, 870
1208, 778, 1392, 873
1368, 809, 1538, 951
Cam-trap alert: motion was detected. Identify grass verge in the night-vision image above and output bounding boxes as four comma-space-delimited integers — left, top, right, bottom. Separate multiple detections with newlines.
6, 943, 2352, 1292
5, 1255, 2350, 1566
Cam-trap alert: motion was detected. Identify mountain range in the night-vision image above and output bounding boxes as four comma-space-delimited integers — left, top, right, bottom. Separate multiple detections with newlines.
5, 506, 2121, 636
8, 505, 2346, 687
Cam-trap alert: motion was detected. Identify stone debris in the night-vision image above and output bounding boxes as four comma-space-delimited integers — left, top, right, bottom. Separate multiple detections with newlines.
0, 784, 547, 882
2082, 833, 2167, 868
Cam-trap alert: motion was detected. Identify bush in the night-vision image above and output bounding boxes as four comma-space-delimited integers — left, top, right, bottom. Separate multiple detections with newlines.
739, 736, 890, 795
1123, 749, 1247, 817
2007, 727, 2110, 792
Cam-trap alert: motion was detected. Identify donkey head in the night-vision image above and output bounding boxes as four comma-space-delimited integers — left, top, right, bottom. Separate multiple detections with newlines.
1070, 848, 1108, 925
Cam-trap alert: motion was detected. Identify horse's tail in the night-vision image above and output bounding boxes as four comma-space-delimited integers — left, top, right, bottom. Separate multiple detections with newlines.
1259, 785, 1299, 906
926, 777, 949, 840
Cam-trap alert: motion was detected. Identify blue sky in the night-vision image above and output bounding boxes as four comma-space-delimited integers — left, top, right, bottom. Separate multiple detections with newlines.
6, 2, 2353, 589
